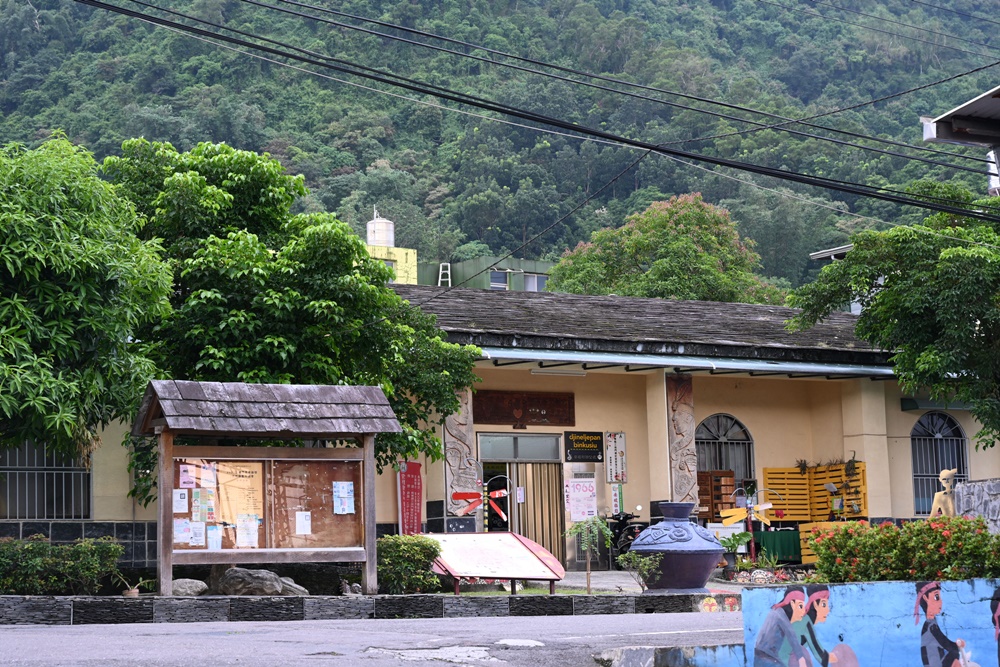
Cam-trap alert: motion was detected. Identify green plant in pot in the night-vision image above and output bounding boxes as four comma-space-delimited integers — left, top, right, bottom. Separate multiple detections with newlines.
718, 531, 752, 567
112, 571, 155, 597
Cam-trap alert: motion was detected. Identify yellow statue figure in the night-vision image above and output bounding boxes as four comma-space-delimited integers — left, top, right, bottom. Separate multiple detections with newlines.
928, 468, 957, 519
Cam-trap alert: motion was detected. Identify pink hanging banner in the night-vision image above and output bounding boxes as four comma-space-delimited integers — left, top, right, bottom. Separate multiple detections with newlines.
397, 462, 423, 535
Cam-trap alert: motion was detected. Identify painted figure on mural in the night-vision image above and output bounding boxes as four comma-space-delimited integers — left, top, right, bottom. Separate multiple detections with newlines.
928, 468, 957, 519
990, 588, 1000, 667
915, 581, 967, 667
754, 587, 810, 667
791, 584, 860, 667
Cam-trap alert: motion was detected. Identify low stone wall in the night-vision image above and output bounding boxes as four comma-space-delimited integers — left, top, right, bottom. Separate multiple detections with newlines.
956, 478, 1000, 533
0, 591, 741, 625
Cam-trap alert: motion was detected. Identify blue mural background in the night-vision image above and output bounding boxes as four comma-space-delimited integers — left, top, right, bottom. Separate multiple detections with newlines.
744, 580, 1000, 667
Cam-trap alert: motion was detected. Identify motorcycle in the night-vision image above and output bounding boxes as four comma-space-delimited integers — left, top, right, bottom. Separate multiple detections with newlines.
608, 505, 647, 568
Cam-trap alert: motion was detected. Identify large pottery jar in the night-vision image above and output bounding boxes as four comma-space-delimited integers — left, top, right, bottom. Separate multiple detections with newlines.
629, 501, 725, 593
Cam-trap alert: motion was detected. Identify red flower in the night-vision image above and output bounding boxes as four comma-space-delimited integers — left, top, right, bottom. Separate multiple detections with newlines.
942, 530, 951, 538
836, 557, 843, 564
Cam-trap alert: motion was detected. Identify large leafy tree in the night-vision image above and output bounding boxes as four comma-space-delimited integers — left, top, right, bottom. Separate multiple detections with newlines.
104, 139, 479, 481
0, 136, 172, 458
548, 193, 786, 304
788, 181, 1000, 444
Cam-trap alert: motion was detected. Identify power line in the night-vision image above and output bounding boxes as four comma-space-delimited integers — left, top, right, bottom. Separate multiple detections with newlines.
906, 0, 1000, 31
754, 0, 993, 59
73, 0, 1000, 226
806, 0, 1000, 55
248, 0, 987, 166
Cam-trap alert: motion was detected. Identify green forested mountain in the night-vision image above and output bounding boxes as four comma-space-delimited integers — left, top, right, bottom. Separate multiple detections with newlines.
2, 0, 996, 286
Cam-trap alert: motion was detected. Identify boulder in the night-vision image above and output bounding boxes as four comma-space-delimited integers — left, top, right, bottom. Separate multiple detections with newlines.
172, 578, 209, 597
279, 577, 309, 596
217, 567, 284, 596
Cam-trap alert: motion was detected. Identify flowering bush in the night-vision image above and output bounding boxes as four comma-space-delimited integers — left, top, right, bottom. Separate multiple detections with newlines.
807, 516, 1000, 583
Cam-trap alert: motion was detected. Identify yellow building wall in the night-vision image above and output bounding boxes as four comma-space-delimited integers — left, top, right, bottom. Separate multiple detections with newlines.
883, 383, 999, 518
366, 245, 418, 284
93, 421, 157, 521
692, 375, 846, 477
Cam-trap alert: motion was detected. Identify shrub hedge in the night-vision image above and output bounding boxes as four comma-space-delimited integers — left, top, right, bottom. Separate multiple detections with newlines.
376, 534, 442, 595
0, 534, 124, 595
806, 516, 1000, 583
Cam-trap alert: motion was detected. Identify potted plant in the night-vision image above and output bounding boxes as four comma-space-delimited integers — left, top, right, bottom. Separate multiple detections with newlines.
718, 531, 752, 568
112, 571, 155, 598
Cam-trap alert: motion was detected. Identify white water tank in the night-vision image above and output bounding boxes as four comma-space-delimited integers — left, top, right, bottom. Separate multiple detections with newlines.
367, 207, 395, 247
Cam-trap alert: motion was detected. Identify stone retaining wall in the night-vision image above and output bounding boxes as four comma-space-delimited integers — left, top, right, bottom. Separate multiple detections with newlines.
0, 592, 741, 625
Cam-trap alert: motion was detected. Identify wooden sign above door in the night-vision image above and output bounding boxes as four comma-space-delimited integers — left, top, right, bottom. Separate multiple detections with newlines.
472, 390, 575, 427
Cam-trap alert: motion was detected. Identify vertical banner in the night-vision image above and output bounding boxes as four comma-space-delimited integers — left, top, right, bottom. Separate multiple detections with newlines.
612, 483, 623, 514
564, 478, 598, 521
605, 431, 627, 483
397, 461, 423, 535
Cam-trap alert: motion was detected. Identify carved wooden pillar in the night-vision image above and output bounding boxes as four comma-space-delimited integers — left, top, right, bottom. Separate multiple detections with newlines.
667, 374, 698, 505
444, 387, 479, 526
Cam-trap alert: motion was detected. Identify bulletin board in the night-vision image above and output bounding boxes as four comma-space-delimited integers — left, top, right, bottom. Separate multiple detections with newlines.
170, 456, 364, 553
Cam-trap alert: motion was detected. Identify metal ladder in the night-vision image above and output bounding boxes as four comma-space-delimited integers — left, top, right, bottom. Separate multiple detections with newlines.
437, 262, 451, 287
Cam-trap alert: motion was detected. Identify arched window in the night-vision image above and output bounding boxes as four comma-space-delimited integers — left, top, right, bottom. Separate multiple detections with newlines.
911, 412, 968, 516
696, 414, 755, 491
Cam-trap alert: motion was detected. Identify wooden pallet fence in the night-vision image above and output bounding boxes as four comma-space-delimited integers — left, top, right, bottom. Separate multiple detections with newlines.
809, 463, 867, 521
761, 468, 812, 521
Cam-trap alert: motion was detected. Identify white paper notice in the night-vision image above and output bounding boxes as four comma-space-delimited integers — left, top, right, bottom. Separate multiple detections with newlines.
172, 489, 189, 514
295, 511, 312, 535
179, 464, 196, 488
199, 463, 217, 489
236, 514, 258, 548
333, 481, 355, 515
173, 518, 192, 543
189, 521, 206, 546
206, 525, 223, 550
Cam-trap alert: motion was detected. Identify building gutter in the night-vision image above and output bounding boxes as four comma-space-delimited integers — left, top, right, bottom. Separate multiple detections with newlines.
478, 347, 895, 379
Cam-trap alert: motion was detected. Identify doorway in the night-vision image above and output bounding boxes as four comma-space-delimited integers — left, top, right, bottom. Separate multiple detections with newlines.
479, 434, 566, 563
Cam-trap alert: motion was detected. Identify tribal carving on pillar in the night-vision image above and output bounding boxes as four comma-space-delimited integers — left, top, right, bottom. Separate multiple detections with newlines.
444, 387, 479, 516
667, 375, 698, 505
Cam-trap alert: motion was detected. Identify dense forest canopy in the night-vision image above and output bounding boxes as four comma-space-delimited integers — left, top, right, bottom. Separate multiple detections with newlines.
2, 0, 997, 287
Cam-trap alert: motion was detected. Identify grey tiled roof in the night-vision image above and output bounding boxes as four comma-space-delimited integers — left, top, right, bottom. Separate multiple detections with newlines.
131, 380, 401, 438
393, 285, 888, 365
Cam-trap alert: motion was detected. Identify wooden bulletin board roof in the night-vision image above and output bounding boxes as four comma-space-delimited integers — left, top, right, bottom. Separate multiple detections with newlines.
131, 380, 402, 438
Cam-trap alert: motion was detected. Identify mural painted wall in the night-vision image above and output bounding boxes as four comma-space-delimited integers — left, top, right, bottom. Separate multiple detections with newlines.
744, 580, 1000, 667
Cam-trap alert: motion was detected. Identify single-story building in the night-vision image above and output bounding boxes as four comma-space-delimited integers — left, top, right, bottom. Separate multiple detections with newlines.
1, 286, 993, 571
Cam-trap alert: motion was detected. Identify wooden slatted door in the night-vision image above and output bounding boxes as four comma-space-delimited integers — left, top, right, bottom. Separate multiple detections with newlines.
513, 462, 565, 564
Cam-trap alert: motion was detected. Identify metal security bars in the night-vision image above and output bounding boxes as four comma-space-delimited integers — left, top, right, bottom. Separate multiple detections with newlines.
0, 442, 91, 520
911, 412, 968, 516
695, 414, 755, 492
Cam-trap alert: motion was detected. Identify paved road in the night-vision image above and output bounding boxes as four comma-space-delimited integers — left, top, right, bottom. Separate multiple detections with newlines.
0, 612, 743, 666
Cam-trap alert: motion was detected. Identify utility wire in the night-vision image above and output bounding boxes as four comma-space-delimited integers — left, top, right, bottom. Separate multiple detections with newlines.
907, 0, 1000, 31
754, 0, 993, 59
85, 3, 1000, 332
806, 0, 1000, 54
74, 0, 1000, 226
249, 0, 986, 166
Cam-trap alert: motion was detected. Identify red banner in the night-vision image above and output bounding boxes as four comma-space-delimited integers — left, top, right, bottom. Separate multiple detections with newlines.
397, 462, 422, 535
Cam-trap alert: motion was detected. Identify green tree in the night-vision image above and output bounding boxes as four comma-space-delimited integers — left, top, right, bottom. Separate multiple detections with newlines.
105, 139, 479, 479
788, 182, 1000, 444
0, 136, 172, 458
548, 193, 786, 304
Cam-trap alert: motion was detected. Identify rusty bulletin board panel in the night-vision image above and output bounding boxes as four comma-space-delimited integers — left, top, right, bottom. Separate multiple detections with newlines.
472, 390, 575, 427
165, 445, 371, 568
171, 458, 364, 552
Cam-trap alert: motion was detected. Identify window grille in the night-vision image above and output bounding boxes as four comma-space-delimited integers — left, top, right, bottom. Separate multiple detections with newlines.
911, 412, 967, 516
0, 442, 91, 520
695, 414, 755, 491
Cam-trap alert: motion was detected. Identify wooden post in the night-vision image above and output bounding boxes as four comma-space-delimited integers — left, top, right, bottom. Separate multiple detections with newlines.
156, 427, 175, 596
362, 433, 378, 595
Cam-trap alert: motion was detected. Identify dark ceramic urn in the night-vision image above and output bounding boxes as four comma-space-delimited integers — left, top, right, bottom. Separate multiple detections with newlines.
629, 501, 724, 592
